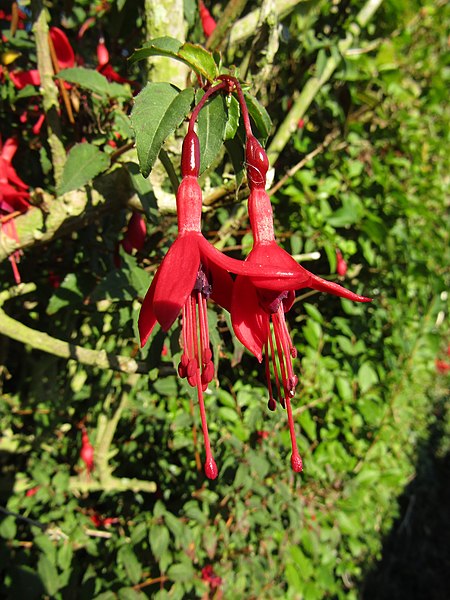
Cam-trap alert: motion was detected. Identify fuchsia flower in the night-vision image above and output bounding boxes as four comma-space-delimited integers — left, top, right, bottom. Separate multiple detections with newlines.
201, 564, 222, 590
336, 249, 348, 276
80, 427, 94, 474
138, 129, 298, 479
0, 136, 31, 283
122, 211, 146, 254
198, 1, 217, 38
229, 136, 371, 472
9, 27, 74, 90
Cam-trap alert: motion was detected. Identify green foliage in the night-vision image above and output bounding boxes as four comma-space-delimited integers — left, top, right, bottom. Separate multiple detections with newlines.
0, 1, 449, 599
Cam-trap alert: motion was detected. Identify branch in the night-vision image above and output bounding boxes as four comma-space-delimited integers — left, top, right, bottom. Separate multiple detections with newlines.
228, 0, 306, 47
267, 0, 384, 165
32, 0, 66, 185
0, 284, 149, 375
206, 0, 249, 51
0, 167, 136, 263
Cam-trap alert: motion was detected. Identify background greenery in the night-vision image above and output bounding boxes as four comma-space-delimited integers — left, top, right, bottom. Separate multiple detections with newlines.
0, 0, 448, 598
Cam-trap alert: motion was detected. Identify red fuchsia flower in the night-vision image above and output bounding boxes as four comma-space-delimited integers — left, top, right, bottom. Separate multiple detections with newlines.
138, 122, 298, 479
90, 512, 119, 528
229, 135, 371, 472
49, 27, 75, 69
336, 249, 348, 276
95, 38, 135, 86
201, 565, 222, 590
80, 427, 94, 474
435, 359, 450, 374
0, 136, 31, 283
9, 27, 74, 90
25, 485, 40, 497
122, 211, 146, 254
198, 1, 217, 38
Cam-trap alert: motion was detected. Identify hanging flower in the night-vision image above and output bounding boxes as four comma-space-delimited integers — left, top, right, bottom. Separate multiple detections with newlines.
122, 211, 146, 254
229, 136, 371, 472
138, 131, 299, 478
198, 1, 217, 38
336, 249, 348, 276
80, 426, 94, 474
0, 136, 31, 283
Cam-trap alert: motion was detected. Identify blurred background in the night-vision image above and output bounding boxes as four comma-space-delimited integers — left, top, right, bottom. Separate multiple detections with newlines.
0, 0, 448, 598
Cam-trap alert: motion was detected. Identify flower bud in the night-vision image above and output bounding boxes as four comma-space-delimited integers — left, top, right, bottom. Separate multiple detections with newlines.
246, 136, 269, 189
181, 130, 200, 178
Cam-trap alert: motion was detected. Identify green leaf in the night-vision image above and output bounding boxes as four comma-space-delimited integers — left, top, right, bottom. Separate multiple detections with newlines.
328, 194, 363, 227
47, 272, 84, 315
243, 92, 272, 141
299, 410, 317, 441
167, 562, 195, 583
149, 525, 170, 561
129, 37, 218, 82
118, 546, 142, 585
57, 143, 110, 196
0, 516, 16, 539
197, 92, 227, 173
57, 67, 130, 98
130, 83, 194, 177
118, 588, 146, 600
358, 362, 379, 393
37, 555, 60, 597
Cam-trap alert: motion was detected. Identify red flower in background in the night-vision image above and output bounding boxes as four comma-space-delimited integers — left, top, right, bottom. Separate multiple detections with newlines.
435, 359, 450, 374
336, 249, 348, 276
0, 136, 31, 283
9, 26, 75, 90
201, 564, 222, 590
80, 427, 95, 474
198, 1, 217, 38
121, 211, 146, 254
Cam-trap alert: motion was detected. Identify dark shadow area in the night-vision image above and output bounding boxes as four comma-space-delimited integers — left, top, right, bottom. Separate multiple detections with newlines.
360, 398, 450, 600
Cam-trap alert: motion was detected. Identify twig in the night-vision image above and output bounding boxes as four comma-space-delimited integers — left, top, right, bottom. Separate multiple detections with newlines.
0, 284, 149, 375
32, 0, 66, 185
228, 0, 305, 47
206, 0, 249, 51
267, 0, 384, 165
268, 129, 340, 195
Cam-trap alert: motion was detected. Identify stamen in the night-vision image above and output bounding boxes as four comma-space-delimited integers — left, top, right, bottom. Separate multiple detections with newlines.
264, 342, 276, 411
285, 396, 303, 472
268, 325, 284, 408
195, 369, 218, 479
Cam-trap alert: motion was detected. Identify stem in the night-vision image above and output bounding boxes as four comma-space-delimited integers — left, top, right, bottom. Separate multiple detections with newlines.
144, 0, 187, 87
206, 0, 249, 51
228, 0, 305, 47
32, 1, 66, 185
0, 295, 148, 375
266, 0, 384, 165
188, 82, 227, 133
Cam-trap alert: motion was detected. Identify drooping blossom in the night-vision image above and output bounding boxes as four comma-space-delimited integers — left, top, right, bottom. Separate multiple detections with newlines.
229, 136, 371, 472
199, 1, 217, 38
80, 427, 94, 474
435, 359, 450, 374
90, 512, 119, 528
138, 130, 298, 479
201, 564, 222, 591
0, 136, 31, 283
336, 249, 348, 276
122, 211, 146, 254
9, 27, 74, 90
